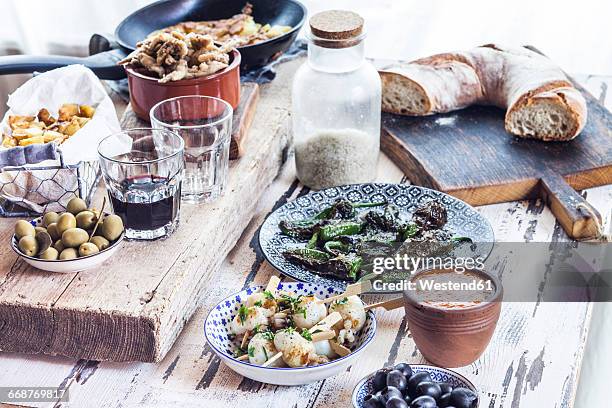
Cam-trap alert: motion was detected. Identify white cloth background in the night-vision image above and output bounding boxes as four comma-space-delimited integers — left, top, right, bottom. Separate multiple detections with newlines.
0, 1, 609, 406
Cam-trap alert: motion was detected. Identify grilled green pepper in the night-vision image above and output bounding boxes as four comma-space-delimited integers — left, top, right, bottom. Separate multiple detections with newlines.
323, 240, 349, 254
319, 222, 363, 242
315, 200, 387, 220
279, 219, 321, 239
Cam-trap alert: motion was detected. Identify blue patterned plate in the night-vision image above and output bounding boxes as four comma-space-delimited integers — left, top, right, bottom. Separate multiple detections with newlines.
352, 364, 479, 407
204, 282, 377, 385
258, 183, 494, 290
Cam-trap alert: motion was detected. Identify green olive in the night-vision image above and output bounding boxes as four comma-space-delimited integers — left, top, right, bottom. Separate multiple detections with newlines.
66, 197, 87, 215
39, 247, 59, 260
61, 228, 89, 248
47, 223, 61, 241
42, 212, 59, 227
18, 235, 38, 257
90, 236, 110, 251
54, 239, 66, 253
57, 213, 77, 236
35, 226, 47, 235
76, 211, 97, 230
101, 214, 124, 241
79, 242, 99, 257
59, 248, 78, 260
15, 220, 35, 240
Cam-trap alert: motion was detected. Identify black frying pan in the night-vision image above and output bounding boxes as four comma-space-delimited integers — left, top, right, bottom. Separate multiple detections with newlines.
0, 0, 306, 80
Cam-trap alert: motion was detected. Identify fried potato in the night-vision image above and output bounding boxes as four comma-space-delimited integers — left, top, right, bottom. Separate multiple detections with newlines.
18, 136, 45, 146
8, 115, 35, 130
11, 127, 43, 140
58, 104, 79, 121
62, 118, 81, 136
75, 116, 91, 127
43, 130, 65, 143
78, 105, 96, 118
37, 108, 56, 126
2, 134, 17, 148
2, 104, 95, 150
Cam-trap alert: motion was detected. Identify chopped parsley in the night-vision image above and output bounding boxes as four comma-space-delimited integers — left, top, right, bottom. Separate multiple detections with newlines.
335, 297, 349, 305
263, 347, 269, 360
261, 331, 275, 341
278, 293, 305, 317
404, 223, 419, 239
254, 300, 263, 307
263, 290, 275, 300
301, 328, 312, 341
248, 346, 255, 358
237, 304, 249, 324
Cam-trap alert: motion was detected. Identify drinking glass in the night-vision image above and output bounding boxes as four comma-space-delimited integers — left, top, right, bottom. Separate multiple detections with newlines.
150, 96, 233, 203
98, 128, 184, 240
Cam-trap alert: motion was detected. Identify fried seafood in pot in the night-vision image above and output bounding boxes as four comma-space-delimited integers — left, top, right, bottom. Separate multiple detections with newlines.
119, 31, 232, 83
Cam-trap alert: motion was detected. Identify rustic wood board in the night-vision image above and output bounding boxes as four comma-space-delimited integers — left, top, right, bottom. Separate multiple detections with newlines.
230, 82, 259, 159
381, 60, 612, 240
0, 75, 289, 362
0, 62, 610, 408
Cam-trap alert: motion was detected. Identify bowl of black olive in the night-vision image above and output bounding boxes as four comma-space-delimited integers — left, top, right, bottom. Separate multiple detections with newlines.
352, 363, 479, 408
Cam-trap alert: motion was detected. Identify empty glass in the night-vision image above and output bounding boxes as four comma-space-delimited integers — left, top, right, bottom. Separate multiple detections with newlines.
98, 128, 184, 240
150, 96, 233, 203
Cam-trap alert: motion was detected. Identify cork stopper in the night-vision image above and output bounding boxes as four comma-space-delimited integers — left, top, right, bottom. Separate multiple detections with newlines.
309, 10, 364, 48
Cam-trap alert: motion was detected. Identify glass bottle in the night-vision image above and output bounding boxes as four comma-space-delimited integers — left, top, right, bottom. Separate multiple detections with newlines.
292, 10, 381, 190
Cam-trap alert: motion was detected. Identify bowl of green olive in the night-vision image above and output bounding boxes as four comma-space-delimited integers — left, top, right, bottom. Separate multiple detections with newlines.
10, 197, 125, 273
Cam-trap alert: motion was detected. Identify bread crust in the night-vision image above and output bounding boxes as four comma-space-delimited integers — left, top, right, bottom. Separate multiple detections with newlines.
379, 45, 587, 140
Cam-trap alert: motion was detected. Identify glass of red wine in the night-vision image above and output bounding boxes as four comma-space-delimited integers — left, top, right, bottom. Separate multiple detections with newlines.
98, 128, 184, 240
150, 96, 233, 203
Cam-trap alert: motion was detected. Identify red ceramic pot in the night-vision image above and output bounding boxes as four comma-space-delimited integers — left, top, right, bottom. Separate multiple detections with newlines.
403, 268, 503, 368
125, 49, 241, 121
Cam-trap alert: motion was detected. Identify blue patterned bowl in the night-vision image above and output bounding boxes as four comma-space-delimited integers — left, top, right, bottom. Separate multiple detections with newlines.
259, 183, 495, 291
352, 364, 479, 407
204, 281, 377, 385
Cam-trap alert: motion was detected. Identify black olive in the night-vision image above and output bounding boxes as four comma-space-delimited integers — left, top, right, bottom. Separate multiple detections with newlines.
393, 362, 414, 378
387, 370, 408, 394
407, 372, 433, 397
373, 369, 392, 392
449, 388, 479, 408
363, 394, 384, 408
439, 383, 453, 395
379, 386, 404, 405
438, 392, 451, 408
386, 396, 409, 408
410, 395, 437, 408
415, 381, 442, 400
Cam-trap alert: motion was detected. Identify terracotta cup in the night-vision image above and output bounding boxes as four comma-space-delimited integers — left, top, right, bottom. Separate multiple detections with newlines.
124, 49, 241, 121
403, 268, 503, 368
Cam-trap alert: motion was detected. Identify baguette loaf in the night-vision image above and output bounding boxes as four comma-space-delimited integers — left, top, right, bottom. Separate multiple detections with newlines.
380, 45, 587, 141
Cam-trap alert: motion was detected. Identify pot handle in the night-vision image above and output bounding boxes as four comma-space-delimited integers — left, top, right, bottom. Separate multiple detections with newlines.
0, 49, 127, 80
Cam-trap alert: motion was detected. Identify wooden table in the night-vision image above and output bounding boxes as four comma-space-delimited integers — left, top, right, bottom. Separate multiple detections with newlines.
0, 60, 610, 407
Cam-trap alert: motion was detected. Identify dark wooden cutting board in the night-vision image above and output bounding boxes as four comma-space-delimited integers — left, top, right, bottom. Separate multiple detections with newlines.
381, 76, 612, 240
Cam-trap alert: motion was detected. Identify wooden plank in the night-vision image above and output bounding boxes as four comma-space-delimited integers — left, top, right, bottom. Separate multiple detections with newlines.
0, 67, 290, 362
379, 50, 612, 240
230, 83, 259, 159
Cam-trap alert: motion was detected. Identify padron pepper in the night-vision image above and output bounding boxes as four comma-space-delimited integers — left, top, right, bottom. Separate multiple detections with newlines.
319, 222, 363, 242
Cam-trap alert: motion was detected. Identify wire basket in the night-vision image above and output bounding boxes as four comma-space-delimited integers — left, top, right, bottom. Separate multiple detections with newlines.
0, 151, 101, 217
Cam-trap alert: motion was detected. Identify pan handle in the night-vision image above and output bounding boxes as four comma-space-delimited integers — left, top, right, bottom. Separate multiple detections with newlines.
0, 49, 127, 80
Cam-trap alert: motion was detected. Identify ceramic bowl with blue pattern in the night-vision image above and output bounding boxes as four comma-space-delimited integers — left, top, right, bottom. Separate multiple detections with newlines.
259, 183, 495, 291
352, 364, 478, 407
204, 281, 377, 386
